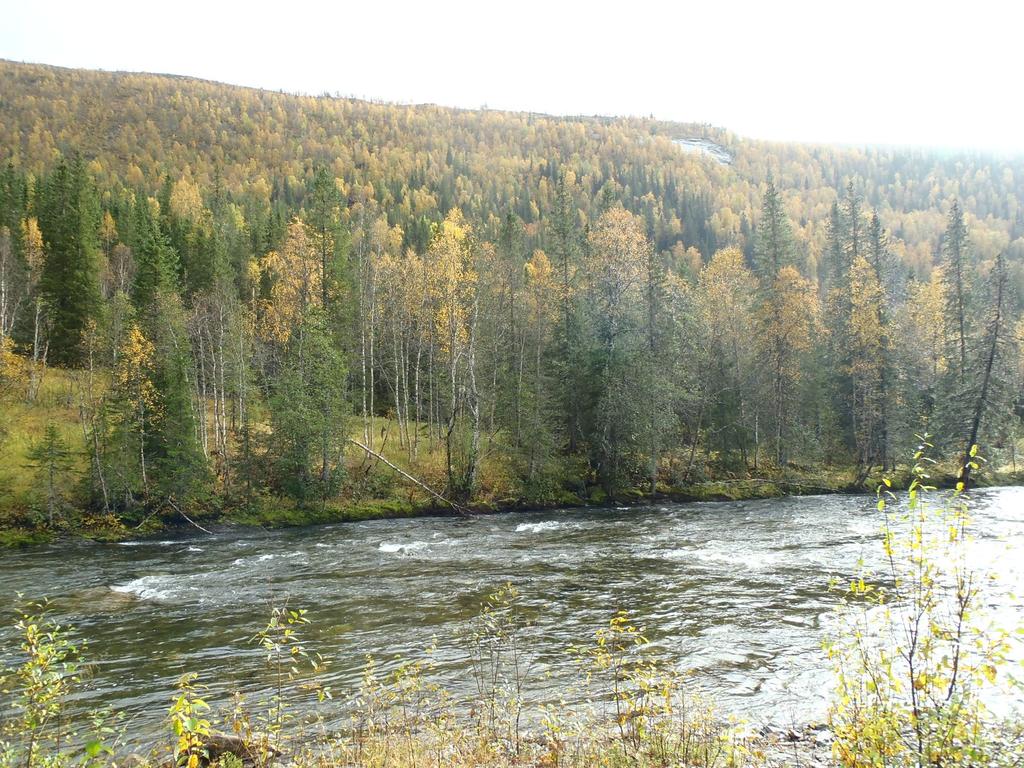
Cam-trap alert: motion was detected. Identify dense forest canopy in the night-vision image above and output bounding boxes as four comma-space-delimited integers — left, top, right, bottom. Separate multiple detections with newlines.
1, 59, 1022, 534
3, 61, 1024, 274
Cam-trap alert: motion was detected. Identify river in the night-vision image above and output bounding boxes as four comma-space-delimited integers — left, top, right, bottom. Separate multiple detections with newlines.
1, 487, 1022, 746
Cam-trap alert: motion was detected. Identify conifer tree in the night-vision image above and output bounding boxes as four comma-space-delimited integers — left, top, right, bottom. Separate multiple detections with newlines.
548, 173, 582, 454
25, 422, 74, 526
753, 172, 796, 280
584, 207, 648, 491
130, 193, 178, 311
149, 296, 207, 505
942, 200, 972, 387
36, 155, 103, 365
306, 166, 345, 313
268, 307, 348, 503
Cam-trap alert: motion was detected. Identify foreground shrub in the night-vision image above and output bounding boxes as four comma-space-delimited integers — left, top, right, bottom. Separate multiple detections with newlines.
826, 441, 1024, 767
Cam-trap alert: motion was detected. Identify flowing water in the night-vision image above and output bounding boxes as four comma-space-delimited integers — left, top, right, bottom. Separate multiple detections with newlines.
1, 487, 1022, 745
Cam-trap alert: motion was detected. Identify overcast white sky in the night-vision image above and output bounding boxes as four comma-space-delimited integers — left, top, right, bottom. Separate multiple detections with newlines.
1, 0, 1021, 152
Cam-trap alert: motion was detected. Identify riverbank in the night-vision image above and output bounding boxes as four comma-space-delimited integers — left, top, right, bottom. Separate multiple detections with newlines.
4, 464, 1022, 548
0, 475, 849, 546
5, 367, 1022, 547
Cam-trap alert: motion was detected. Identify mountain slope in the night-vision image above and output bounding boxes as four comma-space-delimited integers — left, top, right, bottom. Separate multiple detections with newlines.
2, 59, 1023, 270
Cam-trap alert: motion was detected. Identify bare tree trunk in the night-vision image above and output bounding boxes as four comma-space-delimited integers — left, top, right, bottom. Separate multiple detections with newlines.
359, 246, 370, 447
138, 397, 148, 498
413, 337, 422, 461
81, 338, 110, 513
466, 296, 481, 495
195, 318, 210, 457
683, 396, 706, 484
428, 336, 436, 445
27, 299, 47, 403
368, 275, 377, 450
753, 406, 760, 471
391, 318, 405, 448
216, 303, 229, 479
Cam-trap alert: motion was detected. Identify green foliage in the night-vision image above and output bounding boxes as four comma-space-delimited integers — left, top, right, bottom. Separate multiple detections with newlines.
462, 584, 531, 752
129, 193, 179, 311
752, 172, 797, 280
0, 602, 94, 768
24, 422, 74, 527
267, 308, 348, 504
252, 605, 330, 734
35, 155, 103, 366
168, 673, 211, 768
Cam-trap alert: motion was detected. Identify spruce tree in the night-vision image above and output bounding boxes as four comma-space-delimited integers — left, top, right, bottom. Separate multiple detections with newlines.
549, 173, 583, 454
942, 200, 972, 386
152, 340, 207, 504
36, 155, 103, 365
130, 193, 178, 311
753, 172, 796, 280
306, 166, 344, 312
25, 422, 74, 526
268, 307, 347, 504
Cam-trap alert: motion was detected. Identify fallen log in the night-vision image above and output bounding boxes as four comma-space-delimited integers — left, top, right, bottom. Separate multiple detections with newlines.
202, 732, 281, 766
347, 438, 469, 515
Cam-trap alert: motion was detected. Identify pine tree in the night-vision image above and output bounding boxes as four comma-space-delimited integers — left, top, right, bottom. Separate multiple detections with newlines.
867, 211, 897, 469
584, 207, 648, 491
149, 294, 207, 505
0, 164, 28, 340
548, 172, 582, 454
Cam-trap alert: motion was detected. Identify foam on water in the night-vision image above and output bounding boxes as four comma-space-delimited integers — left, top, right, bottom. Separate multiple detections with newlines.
110, 575, 175, 602
379, 541, 429, 555
690, 547, 779, 570
117, 540, 179, 547
515, 521, 569, 534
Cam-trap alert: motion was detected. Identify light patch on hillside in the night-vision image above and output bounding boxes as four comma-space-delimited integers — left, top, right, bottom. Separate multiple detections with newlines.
674, 137, 732, 165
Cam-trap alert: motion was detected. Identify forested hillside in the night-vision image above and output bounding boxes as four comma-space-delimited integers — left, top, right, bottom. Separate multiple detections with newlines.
1, 59, 1023, 540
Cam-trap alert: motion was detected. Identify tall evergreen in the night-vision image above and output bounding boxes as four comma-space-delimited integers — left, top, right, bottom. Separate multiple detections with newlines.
942, 200, 972, 386
130, 193, 178, 311
0, 162, 28, 241
305, 166, 344, 312
151, 333, 207, 504
867, 211, 896, 469
753, 172, 796, 280
36, 155, 103, 365
268, 307, 348, 504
